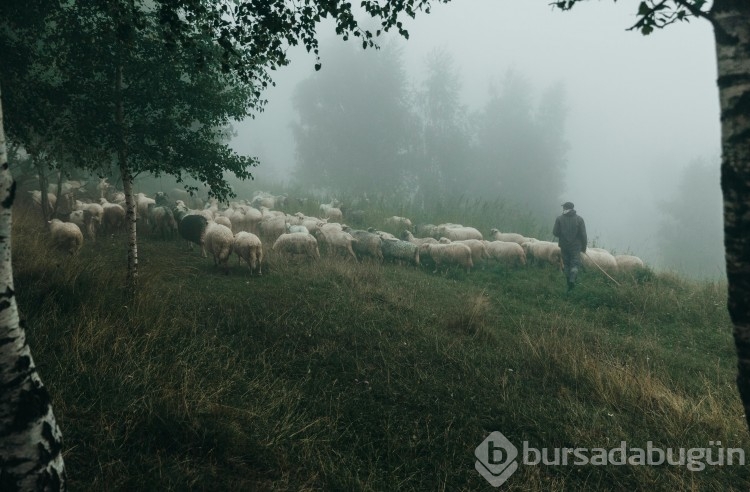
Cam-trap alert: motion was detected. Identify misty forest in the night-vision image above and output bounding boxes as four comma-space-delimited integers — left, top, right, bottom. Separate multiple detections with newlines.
1, 0, 749, 491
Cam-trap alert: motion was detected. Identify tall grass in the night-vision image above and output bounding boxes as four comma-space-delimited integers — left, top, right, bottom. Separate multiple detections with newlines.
11, 199, 748, 491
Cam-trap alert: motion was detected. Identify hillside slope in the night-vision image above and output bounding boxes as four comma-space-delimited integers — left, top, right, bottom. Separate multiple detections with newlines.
12, 206, 748, 491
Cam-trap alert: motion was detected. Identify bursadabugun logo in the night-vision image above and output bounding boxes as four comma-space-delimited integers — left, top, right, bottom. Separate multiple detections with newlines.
474, 431, 519, 487
475, 431, 746, 487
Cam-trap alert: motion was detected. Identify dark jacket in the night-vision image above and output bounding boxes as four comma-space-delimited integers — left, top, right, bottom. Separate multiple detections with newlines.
553, 210, 587, 253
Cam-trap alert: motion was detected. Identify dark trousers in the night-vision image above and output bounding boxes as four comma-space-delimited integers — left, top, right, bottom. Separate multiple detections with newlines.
561, 248, 582, 285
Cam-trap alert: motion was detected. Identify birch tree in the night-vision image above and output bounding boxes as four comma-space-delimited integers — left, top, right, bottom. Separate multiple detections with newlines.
555, 0, 750, 430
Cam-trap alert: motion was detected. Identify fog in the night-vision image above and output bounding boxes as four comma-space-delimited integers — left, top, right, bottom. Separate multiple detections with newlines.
230, 0, 723, 278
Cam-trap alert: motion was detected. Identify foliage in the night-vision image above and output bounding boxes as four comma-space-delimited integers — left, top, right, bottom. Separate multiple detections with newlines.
292, 39, 415, 195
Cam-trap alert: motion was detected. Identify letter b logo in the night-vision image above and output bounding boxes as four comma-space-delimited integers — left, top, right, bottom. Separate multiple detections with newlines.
475, 431, 519, 487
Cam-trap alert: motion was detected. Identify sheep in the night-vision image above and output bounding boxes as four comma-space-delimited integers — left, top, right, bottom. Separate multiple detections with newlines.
615, 254, 645, 272
418, 242, 473, 273
99, 199, 126, 234
384, 216, 412, 231
230, 205, 262, 234
319, 200, 341, 217
315, 229, 358, 261
177, 213, 208, 257
233, 232, 263, 275
259, 215, 287, 242
74, 200, 104, 236
522, 241, 562, 269
414, 223, 438, 238
437, 225, 483, 241
286, 223, 309, 234
489, 228, 532, 245
438, 238, 489, 265
29, 190, 57, 210
581, 248, 618, 273
97, 177, 110, 199
345, 228, 384, 262
205, 221, 234, 274
401, 230, 438, 246
368, 227, 397, 240
381, 238, 420, 266
323, 207, 343, 222
214, 215, 232, 229
48, 219, 83, 255
150, 206, 178, 239
483, 240, 527, 266
135, 193, 156, 225
273, 232, 320, 261
69, 209, 96, 240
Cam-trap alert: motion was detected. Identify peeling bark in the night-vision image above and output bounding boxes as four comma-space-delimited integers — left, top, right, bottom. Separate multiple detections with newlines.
712, 0, 750, 430
0, 87, 66, 489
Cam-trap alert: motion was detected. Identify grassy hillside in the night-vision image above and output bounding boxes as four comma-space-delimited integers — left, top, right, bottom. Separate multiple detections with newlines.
12, 202, 748, 491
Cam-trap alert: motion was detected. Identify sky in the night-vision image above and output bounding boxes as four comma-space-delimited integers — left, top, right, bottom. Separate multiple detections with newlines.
230, 0, 722, 271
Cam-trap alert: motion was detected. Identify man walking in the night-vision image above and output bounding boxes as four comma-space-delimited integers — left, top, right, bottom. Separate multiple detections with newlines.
553, 202, 587, 291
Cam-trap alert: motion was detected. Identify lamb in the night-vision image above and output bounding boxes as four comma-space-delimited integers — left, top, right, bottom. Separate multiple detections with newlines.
401, 230, 438, 246
418, 242, 473, 273
273, 232, 320, 261
381, 238, 420, 266
97, 177, 110, 199
233, 232, 263, 275
345, 228, 384, 262
438, 238, 489, 265
384, 216, 412, 231
205, 221, 234, 274
286, 223, 309, 234
522, 241, 562, 269
489, 229, 531, 245
483, 240, 527, 266
582, 248, 618, 273
99, 199, 126, 234
177, 213, 208, 257
615, 254, 645, 272
48, 219, 83, 255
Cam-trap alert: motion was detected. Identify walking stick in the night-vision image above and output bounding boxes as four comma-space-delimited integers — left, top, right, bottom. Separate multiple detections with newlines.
582, 252, 621, 286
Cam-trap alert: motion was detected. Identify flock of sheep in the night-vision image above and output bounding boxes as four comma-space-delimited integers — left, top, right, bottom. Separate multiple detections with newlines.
29, 179, 646, 279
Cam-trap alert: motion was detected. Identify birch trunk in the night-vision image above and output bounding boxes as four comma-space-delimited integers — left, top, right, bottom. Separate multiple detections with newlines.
0, 87, 66, 489
712, 0, 750, 430
115, 63, 137, 293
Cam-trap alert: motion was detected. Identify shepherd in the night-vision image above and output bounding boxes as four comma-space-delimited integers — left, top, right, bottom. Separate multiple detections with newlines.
553, 201, 587, 291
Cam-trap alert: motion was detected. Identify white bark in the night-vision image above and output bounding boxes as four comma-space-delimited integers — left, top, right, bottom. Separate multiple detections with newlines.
0, 87, 66, 489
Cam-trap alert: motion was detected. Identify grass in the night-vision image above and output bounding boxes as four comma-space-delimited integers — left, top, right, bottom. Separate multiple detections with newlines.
11, 199, 749, 491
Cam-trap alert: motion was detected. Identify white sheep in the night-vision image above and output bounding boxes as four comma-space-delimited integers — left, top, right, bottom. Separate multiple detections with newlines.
384, 216, 413, 231
582, 248, 618, 273
522, 241, 562, 269
259, 215, 287, 242
205, 221, 234, 274
273, 232, 320, 261
418, 242, 473, 273
315, 229, 358, 261
99, 198, 126, 234
615, 254, 645, 272
150, 206, 178, 239
483, 240, 526, 266
401, 230, 438, 246
489, 229, 532, 245
233, 232, 263, 275
437, 224, 483, 241
324, 207, 343, 222
438, 238, 488, 265
286, 223, 309, 234
214, 215, 232, 229
135, 193, 156, 225
48, 219, 83, 255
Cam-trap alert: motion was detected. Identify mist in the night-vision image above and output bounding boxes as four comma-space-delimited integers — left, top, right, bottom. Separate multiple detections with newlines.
230, 0, 722, 278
